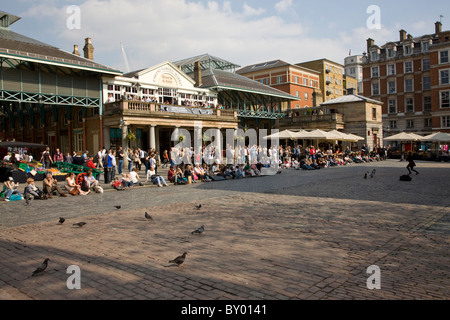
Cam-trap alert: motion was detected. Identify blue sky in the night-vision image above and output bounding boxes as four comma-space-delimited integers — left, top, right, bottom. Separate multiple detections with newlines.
2, 0, 449, 72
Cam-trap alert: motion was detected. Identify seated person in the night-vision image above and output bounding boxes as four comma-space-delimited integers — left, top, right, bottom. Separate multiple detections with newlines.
175, 166, 187, 184
24, 178, 46, 200
112, 177, 124, 190
234, 165, 245, 179
184, 165, 195, 184
129, 168, 140, 185
3, 177, 23, 201
65, 172, 89, 195
86, 156, 96, 169
83, 170, 103, 193
193, 164, 210, 182
167, 166, 176, 183
148, 166, 168, 187
120, 173, 133, 188
43, 173, 67, 198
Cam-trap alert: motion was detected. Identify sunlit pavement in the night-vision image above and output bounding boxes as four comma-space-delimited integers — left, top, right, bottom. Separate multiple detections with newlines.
0, 160, 449, 300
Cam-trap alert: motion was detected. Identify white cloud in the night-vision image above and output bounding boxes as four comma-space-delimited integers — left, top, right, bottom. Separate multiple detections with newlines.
243, 3, 265, 17
275, 0, 293, 12
17, 0, 391, 71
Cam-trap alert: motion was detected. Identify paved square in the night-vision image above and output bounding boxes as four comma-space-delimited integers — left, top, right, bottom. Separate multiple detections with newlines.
0, 160, 449, 300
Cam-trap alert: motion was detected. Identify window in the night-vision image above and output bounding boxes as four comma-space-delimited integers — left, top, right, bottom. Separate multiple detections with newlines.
406, 98, 414, 113
390, 120, 397, 129
423, 58, 431, 71
405, 79, 413, 92
372, 82, 380, 95
277, 76, 283, 84
424, 96, 432, 111
404, 45, 412, 55
422, 41, 430, 52
442, 116, 450, 128
440, 50, 449, 64
407, 120, 414, 128
294, 76, 298, 83
349, 67, 355, 75
405, 61, 413, 73
388, 80, 396, 94
295, 91, 299, 97
371, 51, 379, 61
424, 118, 432, 128
387, 48, 395, 58
388, 99, 397, 114
303, 78, 308, 86
440, 69, 449, 85
423, 76, 431, 90
371, 66, 379, 77
441, 91, 450, 108
372, 108, 377, 120
305, 93, 308, 100
388, 64, 396, 76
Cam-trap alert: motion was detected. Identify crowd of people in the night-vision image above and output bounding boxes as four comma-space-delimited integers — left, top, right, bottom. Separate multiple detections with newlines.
2, 142, 388, 202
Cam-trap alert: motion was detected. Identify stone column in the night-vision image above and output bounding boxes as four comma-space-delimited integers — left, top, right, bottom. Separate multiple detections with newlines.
122, 123, 128, 169
149, 125, 156, 150
103, 125, 110, 150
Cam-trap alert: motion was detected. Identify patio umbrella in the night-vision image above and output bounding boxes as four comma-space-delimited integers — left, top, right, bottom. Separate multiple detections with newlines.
345, 133, 365, 141
420, 132, 450, 142
263, 130, 299, 140
327, 130, 360, 141
384, 132, 422, 141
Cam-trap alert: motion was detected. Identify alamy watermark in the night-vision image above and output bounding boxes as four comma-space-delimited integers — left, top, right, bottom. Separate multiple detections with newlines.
366, 265, 381, 290
66, 5, 81, 30
170, 126, 280, 176
366, 5, 381, 30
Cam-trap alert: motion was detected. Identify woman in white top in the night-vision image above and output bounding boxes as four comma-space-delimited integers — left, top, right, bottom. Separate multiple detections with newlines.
65, 172, 89, 195
129, 168, 140, 184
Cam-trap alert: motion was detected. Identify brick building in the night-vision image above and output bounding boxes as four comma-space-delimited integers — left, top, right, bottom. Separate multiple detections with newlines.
362, 21, 450, 136
236, 60, 322, 110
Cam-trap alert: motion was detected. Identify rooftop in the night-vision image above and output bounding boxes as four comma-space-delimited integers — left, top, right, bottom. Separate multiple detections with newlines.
321, 94, 383, 106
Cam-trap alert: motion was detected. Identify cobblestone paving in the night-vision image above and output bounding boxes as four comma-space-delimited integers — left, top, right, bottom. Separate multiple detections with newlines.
0, 160, 449, 300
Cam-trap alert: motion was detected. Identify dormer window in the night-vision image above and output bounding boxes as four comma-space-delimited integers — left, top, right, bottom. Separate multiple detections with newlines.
371, 50, 379, 61
404, 44, 413, 55
422, 40, 430, 52
387, 47, 396, 58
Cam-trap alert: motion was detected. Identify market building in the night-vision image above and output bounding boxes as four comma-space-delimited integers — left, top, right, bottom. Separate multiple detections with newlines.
101, 54, 299, 158
0, 11, 121, 157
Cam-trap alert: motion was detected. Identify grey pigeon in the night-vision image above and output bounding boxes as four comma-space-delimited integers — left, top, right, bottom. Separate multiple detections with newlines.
370, 169, 376, 178
73, 222, 86, 228
169, 252, 187, 267
194, 204, 202, 210
59, 217, 65, 225
364, 173, 368, 179
114, 205, 121, 210
191, 225, 204, 235
145, 212, 153, 221
32, 258, 49, 276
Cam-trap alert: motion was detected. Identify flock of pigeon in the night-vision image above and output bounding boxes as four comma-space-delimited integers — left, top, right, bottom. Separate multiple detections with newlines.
31, 203, 205, 276
364, 169, 376, 179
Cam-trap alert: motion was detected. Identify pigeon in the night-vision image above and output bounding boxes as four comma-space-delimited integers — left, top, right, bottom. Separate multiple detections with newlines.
145, 212, 153, 221
191, 225, 204, 235
194, 204, 202, 210
58, 217, 65, 225
370, 169, 376, 178
73, 222, 86, 228
169, 252, 187, 267
114, 205, 121, 210
364, 173, 368, 179
32, 258, 49, 276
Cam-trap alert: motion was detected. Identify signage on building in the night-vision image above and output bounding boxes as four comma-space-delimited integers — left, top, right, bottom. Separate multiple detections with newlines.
161, 105, 213, 115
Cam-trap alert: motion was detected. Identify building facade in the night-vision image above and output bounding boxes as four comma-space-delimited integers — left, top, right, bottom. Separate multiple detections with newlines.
344, 55, 364, 94
236, 60, 322, 109
296, 59, 346, 102
0, 11, 121, 157
362, 21, 450, 135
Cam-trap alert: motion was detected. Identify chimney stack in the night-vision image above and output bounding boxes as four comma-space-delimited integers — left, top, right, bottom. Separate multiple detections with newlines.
83, 37, 94, 61
435, 21, 442, 34
400, 29, 407, 42
72, 44, 80, 56
194, 61, 202, 87
367, 38, 375, 54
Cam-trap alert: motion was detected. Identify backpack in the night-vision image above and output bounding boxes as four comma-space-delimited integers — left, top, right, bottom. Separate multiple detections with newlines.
10, 194, 23, 201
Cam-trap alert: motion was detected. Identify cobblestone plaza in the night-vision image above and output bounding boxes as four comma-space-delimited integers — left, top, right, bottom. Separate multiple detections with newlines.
0, 160, 449, 300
